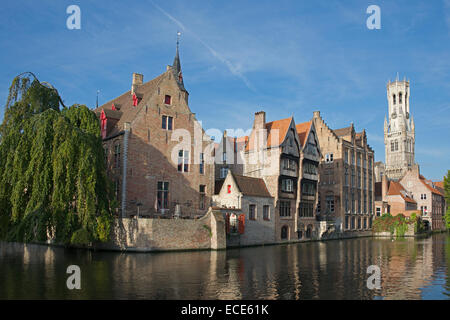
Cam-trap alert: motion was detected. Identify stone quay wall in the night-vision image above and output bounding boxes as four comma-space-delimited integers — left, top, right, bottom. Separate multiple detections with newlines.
96, 208, 226, 252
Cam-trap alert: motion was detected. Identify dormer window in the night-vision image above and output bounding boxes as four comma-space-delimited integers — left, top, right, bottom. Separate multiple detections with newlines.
164, 95, 172, 105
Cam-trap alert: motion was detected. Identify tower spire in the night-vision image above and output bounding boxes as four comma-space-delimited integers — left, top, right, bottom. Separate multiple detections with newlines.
173, 31, 181, 74
172, 31, 184, 88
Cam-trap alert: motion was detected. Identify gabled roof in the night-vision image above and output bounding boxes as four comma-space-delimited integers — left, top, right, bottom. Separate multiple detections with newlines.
434, 181, 444, 189
333, 126, 353, 137
232, 174, 272, 198
419, 175, 444, 196
295, 121, 312, 147
95, 73, 166, 137
245, 117, 293, 151
387, 181, 416, 203
214, 179, 225, 195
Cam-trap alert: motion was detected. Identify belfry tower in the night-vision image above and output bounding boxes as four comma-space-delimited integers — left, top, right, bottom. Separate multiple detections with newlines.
384, 75, 416, 180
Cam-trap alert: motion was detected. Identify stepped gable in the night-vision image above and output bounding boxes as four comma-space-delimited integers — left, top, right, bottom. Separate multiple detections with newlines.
95, 73, 165, 137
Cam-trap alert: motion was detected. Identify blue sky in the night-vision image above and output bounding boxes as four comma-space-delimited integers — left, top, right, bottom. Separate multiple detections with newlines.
0, 0, 449, 180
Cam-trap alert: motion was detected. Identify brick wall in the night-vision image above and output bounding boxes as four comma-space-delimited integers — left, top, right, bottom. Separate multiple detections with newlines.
97, 208, 226, 252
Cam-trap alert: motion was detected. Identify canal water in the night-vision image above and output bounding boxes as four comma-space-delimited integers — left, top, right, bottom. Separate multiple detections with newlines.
1, 233, 449, 299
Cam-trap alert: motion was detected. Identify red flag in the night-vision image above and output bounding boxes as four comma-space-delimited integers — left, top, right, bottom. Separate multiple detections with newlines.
238, 214, 245, 234
111, 104, 116, 111
132, 93, 138, 107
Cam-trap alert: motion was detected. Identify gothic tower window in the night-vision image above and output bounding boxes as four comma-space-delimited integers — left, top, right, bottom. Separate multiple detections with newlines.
393, 94, 396, 105
395, 140, 398, 151
399, 92, 402, 104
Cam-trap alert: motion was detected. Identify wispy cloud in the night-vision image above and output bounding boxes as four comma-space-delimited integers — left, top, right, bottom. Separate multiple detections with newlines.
444, 0, 450, 31
149, 1, 255, 91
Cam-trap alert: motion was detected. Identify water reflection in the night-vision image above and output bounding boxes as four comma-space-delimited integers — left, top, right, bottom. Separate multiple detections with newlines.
0, 234, 449, 299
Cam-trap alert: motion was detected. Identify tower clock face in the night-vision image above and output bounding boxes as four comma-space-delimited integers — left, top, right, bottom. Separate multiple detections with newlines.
391, 113, 397, 119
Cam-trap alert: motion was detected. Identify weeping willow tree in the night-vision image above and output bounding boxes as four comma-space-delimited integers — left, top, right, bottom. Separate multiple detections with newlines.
0, 74, 114, 245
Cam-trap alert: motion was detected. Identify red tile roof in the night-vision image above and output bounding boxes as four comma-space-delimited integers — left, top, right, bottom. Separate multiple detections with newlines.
434, 181, 444, 189
419, 175, 444, 196
387, 181, 416, 203
245, 117, 293, 151
295, 121, 312, 147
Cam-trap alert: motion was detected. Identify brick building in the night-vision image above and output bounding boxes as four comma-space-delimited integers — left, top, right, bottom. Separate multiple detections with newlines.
312, 111, 375, 233
295, 120, 322, 239
212, 171, 275, 246
375, 175, 417, 217
399, 167, 445, 230
220, 111, 323, 242
96, 46, 214, 218
214, 130, 247, 180
242, 112, 301, 241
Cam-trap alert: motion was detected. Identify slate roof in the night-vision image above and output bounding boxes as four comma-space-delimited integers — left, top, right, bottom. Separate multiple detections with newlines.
333, 126, 353, 137
232, 174, 272, 198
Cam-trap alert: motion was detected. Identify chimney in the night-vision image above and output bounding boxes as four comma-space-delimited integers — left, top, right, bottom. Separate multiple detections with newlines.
253, 111, 266, 130
381, 174, 388, 201
313, 111, 321, 119
131, 73, 144, 95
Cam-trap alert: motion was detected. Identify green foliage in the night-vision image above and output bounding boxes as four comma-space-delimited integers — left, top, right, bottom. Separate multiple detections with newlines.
372, 213, 419, 237
444, 170, 450, 230
70, 228, 91, 245
0, 75, 115, 245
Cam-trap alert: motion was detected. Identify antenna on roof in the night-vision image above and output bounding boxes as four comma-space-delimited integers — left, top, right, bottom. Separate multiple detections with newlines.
96, 89, 100, 108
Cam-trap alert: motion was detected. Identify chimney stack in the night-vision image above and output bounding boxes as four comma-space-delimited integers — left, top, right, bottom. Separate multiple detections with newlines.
381, 174, 388, 201
253, 111, 266, 130
131, 73, 144, 95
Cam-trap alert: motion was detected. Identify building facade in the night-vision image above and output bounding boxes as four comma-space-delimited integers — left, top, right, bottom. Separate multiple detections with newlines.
295, 120, 322, 239
399, 167, 445, 230
96, 47, 214, 218
243, 112, 302, 241
312, 111, 375, 233
384, 78, 416, 181
212, 171, 275, 246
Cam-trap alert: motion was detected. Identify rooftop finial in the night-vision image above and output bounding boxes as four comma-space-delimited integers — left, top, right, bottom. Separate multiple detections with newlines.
396, 72, 399, 81
172, 31, 185, 89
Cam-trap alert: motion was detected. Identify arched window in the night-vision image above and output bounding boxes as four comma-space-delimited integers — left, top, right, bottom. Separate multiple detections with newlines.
306, 225, 313, 238
399, 92, 402, 104
281, 226, 288, 240
393, 94, 396, 105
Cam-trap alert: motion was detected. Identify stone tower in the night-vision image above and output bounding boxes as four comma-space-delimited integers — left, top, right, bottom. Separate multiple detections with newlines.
384, 76, 415, 180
